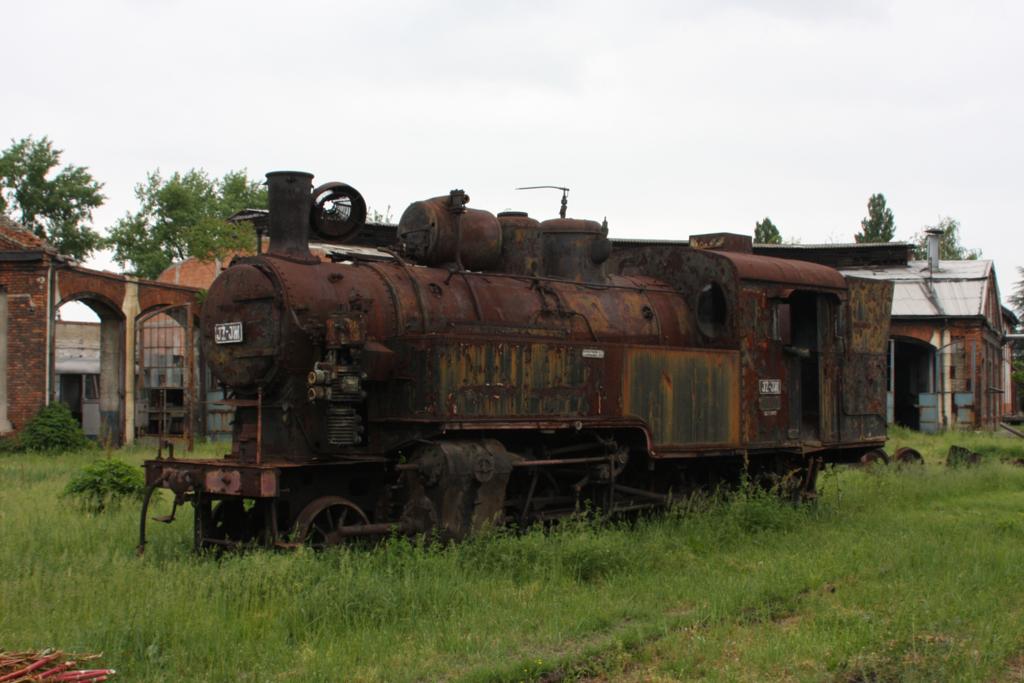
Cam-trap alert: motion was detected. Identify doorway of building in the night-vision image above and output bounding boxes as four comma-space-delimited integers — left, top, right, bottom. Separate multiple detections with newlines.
892, 337, 936, 431
136, 303, 198, 449
55, 299, 124, 445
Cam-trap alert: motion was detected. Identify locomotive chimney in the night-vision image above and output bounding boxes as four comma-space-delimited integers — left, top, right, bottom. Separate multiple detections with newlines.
266, 171, 316, 261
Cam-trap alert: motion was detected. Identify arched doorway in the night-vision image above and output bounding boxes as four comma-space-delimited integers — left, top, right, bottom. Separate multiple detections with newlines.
136, 303, 198, 449
55, 295, 125, 446
891, 336, 937, 432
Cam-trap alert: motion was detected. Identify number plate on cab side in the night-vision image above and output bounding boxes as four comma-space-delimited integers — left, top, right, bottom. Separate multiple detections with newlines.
214, 322, 243, 344
759, 379, 781, 395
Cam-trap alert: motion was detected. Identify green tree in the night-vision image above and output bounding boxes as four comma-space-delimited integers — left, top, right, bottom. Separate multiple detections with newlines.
854, 193, 895, 243
106, 169, 267, 279
0, 136, 105, 259
754, 217, 782, 244
1011, 267, 1024, 318
1011, 268, 1024, 406
912, 217, 981, 261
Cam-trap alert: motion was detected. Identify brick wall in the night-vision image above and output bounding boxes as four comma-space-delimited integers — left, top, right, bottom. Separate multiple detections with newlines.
158, 257, 224, 289
0, 212, 204, 442
0, 258, 52, 432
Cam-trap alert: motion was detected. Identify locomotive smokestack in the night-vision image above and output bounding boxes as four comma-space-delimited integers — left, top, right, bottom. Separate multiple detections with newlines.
266, 171, 315, 261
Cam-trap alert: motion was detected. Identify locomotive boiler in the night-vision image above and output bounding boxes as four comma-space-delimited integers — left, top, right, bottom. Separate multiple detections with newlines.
140, 171, 894, 550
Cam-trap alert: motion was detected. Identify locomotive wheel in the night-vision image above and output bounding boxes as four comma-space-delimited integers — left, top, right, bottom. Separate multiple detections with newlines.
860, 449, 890, 466
294, 496, 370, 549
893, 447, 924, 465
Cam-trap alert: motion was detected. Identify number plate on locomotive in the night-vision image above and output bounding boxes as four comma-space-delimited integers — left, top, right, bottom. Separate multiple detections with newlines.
214, 322, 243, 344
759, 379, 781, 395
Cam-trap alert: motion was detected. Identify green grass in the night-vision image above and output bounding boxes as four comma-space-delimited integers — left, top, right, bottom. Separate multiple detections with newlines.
2, 434, 1024, 682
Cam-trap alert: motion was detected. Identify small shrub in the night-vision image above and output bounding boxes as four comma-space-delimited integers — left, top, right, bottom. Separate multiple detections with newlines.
0, 434, 22, 453
62, 459, 148, 513
20, 402, 94, 453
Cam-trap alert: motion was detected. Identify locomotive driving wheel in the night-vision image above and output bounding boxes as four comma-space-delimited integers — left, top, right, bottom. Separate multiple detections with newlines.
294, 496, 370, 549
893, 447, 924, 465
860, 448, 891, 466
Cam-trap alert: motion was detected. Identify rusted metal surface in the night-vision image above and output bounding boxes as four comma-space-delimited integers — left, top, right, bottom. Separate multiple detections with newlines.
144, 459, 281, 498
536, 218, 610, 283
293, 496, 370, 548
689, 232, 754, 253
860, 448, 890, 465
266, 171, 318, 262
142, 169, 896, 552
496, 212, 542, 276
893, 446, 923, 464
841, 277, 894, 443
622, 348, 740, 449
947, 445, 981, 467
846, 277, 895, 354
398, 193, 503, 270
310, 182, 367, 242
1001, 422, 1024, 439
201, 264, 280, 390
402, 439, 521, 540
713, 251, 848, 291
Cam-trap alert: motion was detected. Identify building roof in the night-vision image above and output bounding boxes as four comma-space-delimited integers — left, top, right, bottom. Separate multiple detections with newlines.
751, 241, 914, 268
611, 238, 916, 269
0, 214, 52, 251
841, 260, 993, 318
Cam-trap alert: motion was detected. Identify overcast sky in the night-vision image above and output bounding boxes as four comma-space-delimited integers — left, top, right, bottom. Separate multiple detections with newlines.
5, 0, 1023, 313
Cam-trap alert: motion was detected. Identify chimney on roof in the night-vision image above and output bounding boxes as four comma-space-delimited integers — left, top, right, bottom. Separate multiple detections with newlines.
925, 227, 942, 272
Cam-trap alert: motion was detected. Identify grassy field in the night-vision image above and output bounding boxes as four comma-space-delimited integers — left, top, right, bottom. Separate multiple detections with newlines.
2, 428, 1023, 682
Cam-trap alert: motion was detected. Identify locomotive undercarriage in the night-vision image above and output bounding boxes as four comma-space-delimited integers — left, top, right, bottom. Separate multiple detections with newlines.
139, 429, 832, 553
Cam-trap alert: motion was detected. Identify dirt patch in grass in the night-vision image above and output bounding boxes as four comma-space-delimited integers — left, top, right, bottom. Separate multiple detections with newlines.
997, 650, 1024, 682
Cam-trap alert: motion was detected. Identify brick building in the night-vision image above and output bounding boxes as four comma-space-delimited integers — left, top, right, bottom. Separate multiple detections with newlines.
0, 216, 200, 446
838, 258, 1008, 431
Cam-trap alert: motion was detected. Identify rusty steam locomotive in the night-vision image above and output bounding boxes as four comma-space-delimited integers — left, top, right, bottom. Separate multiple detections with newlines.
140, 171, 893, 550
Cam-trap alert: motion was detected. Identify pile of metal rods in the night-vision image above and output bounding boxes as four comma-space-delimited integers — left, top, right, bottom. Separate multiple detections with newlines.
0, 649, 115, 682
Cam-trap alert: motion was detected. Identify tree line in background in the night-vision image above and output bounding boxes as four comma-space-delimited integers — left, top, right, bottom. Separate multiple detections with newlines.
1012, 269, 1024, 387
754, 193, 980, 260
0, 135, 1014, 298
105, 170, 265, 279
755, 192, 1021, 390
0, 136, 267, 279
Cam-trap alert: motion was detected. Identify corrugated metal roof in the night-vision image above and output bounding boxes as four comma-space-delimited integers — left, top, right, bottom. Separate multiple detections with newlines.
844, 259, 990, 281
755, 241, 915, 250
841, 260, 991, 318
